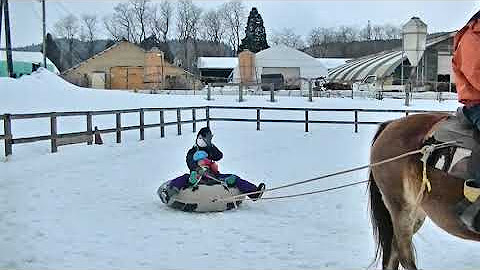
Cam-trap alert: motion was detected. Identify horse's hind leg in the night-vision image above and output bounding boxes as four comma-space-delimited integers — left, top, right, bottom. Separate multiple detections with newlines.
384, 239, 400, 270
388, 206, 425, 270
384, 213, 425, 270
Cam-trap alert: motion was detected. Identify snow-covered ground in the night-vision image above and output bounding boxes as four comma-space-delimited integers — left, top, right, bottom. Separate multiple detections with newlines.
1, 70, 478, 269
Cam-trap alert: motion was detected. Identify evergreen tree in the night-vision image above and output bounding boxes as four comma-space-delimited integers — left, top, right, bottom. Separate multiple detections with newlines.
45, 33, 63, 71
238, 7, 269, 53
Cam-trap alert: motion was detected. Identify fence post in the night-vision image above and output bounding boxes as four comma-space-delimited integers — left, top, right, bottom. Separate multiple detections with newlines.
256, 108, 261, 131
177, 108, 182, 135
116, 112, 121, 143
354, 110, 358, 133
308, 80, 313, 102
207, 85, 212, 101
4, 114, 12, 156
160, 110, 165, 138
305, 110, 309, 132
270, 83, 275, 102
206, 107, 210, 128
50, 113, 57, 153
239, 84, 244, 102
139, 109, 145, 141
86, 112, 92, 145
192, 108, 196, 132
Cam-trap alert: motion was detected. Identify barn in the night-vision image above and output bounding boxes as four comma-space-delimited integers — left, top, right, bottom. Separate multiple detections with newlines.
62, 41, 202, 90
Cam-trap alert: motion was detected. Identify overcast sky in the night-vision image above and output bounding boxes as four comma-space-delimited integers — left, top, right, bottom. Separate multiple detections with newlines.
3, 0, 480, 47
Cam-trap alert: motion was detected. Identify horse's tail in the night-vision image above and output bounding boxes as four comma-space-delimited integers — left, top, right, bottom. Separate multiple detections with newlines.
368, 121, 394, 267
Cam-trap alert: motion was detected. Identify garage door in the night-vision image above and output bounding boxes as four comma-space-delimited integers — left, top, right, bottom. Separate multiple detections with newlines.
110, 66, 144, 90
262, 67, 300, 81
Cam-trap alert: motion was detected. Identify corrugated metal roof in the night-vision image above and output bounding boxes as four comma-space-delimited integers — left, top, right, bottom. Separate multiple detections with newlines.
328, 31, 456, 82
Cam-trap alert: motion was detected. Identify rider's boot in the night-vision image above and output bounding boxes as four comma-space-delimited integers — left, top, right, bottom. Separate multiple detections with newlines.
460, 146, 480, 233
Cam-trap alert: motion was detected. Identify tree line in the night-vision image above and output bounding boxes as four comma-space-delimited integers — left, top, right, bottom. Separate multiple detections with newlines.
50, 0, 402, 71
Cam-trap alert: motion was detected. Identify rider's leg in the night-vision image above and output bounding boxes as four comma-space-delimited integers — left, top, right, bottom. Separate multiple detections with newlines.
459, 105, 480, 231
462, 105, 480, 184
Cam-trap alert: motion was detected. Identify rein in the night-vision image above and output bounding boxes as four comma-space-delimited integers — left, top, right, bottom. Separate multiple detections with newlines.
215, 141, 458, 203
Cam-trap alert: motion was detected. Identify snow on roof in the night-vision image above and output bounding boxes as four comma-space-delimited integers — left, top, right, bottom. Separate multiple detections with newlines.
315, 58, 351, 70
197, 57, 238, 69
0, 50, 59, 73
255, 45, 328, 77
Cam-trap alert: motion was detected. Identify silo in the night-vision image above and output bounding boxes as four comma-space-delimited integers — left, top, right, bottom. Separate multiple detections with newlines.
238, 50, 255, 84
144, 47, 165, 89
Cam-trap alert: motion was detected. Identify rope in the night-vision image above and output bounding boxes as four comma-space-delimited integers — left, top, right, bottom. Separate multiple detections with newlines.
215, 141, 458, 203
258, 180, 369, 201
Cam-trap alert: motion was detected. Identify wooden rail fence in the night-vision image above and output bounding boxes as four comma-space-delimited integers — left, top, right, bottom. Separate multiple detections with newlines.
1, 106, 454, 157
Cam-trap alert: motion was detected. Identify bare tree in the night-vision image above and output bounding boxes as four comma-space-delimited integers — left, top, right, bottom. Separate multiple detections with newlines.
176, 0, 202, 70
270, 28, 304, 49
54, 14, 79, 67
360, 20, 372, 41
372, 25, 386, 40
151, 0, 173, 42
130, 0, 152, 42
307, 27, 334, 57
221, 0, 246, 55
104, 3, 135, 42
336, 26, 358, 43
81, 14, 98, 56
201, 8, 225, 44
384, 24, 401, 40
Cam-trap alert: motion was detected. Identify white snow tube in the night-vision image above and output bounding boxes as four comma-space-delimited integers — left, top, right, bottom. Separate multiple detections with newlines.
158, 181, 245, 212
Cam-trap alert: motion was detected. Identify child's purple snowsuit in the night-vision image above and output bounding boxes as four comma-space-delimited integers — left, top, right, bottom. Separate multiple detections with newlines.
169, 173, 258, 195
168, 141, 259, 196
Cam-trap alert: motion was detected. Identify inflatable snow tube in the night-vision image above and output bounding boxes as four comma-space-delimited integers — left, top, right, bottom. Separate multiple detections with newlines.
157, 180, 245, 212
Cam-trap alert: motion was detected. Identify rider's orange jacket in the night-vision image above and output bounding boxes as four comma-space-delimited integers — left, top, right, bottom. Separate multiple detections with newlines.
453, 19, 480, 106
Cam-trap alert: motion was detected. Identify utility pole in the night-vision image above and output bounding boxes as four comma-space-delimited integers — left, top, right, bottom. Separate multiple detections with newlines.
0, 0, 4, 42
42, 0, 46, 68
3, 0, 14, 78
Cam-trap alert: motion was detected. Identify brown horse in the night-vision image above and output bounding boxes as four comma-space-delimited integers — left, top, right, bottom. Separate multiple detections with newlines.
369, 113, 480, 270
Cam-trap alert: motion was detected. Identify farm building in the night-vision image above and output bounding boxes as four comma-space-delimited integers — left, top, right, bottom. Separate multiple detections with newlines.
0, 50, 58, 77
328, 31, 455, 88
198, 45, 342, 88
197, 57, 238, 83
62, 41, 202, 90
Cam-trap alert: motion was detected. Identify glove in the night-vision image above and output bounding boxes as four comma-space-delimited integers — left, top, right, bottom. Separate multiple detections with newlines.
224, 175, 238, 187
189, 167, 207, 186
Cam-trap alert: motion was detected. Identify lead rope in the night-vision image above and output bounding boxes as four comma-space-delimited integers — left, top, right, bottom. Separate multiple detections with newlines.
215, 141, 458, 203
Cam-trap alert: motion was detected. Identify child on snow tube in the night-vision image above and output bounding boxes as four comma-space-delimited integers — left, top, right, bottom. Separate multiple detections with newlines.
160, 127, 265, 203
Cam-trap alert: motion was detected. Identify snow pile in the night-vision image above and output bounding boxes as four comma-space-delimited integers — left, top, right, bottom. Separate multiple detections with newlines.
0, 68, 461, 114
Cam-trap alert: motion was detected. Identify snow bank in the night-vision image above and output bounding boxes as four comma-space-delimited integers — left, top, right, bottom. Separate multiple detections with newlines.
0, 69, 461, 114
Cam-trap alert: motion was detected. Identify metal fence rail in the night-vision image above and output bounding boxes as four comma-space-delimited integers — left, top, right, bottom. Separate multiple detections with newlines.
1, 106, 455, 157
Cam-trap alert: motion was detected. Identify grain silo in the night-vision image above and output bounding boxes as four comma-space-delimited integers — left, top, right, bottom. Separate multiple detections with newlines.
144, 47, 165, 89
238, 50, 256, 84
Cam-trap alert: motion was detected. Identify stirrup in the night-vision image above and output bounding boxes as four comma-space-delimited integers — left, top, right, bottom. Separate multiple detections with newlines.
464, 179, 480, 203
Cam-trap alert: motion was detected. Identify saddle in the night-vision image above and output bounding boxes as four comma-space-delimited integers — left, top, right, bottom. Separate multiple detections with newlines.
430, 107, 480, 180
